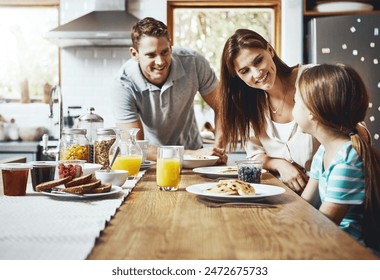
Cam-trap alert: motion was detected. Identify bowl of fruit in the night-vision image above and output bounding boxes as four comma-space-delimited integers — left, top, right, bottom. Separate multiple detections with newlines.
57, 160, 85, 179
236, 160, 262, 184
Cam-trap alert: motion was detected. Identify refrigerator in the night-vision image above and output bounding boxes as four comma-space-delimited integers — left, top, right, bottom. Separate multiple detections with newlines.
308, 14, 380, 151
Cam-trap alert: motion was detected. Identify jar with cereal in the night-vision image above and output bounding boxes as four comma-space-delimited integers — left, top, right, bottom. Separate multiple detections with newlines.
59, 128, 90, 161
94, 128, 116, 169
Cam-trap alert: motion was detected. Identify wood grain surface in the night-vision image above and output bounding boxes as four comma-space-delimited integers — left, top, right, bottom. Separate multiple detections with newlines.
87, 168, 378, 260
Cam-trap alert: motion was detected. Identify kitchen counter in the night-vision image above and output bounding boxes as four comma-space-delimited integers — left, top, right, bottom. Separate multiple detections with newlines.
0, 141, 40, 152
0, 140, 58, 162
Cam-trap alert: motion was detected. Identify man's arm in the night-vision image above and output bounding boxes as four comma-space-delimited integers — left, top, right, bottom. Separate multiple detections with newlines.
201, 83, 228, 164
202, 83, 226, 149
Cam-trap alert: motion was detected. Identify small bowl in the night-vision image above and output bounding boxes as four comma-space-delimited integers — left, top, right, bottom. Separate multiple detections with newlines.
236, 160, 262, 183
82, 163, 103, 176
57, 160, 85, 179
182, 155, 219, 169
95, 169, 129, 186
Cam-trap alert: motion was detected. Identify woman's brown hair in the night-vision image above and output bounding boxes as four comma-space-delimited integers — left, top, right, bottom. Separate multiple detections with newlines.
220, 29, 294, 151
298, 64, 380, 251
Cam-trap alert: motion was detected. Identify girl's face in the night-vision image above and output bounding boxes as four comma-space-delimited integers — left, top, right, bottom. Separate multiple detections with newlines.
233, 45, 276, 91
292, 87, 313, 134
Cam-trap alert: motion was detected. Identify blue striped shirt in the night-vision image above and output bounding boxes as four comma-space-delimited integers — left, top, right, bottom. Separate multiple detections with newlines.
309, 141, 365, 240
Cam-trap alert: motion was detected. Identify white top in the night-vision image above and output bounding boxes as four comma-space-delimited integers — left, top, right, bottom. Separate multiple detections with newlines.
245, 64, 320, 171
272, 120, 296, 142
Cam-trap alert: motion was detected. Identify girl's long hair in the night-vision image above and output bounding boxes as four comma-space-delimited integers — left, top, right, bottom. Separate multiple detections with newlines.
220, 29, 294, 151
298, 64, 380, 251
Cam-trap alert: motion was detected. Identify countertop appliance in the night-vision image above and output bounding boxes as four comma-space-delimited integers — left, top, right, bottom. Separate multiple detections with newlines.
44, 0, 139, 47
308, 14, 380, 151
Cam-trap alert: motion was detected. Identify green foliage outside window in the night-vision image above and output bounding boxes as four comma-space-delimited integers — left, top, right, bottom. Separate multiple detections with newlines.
173, 8, 274, 110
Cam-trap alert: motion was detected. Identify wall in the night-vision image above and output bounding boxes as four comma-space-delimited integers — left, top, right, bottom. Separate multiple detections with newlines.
0, 0, 303, 139
281, 0, 303, 65
60, 0, 166, 130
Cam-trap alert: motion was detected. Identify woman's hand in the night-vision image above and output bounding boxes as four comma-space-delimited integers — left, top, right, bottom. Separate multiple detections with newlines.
275, 160, 309, 194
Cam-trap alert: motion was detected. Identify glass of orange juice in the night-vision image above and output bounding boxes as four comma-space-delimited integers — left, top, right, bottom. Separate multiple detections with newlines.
156, 146, 182, 191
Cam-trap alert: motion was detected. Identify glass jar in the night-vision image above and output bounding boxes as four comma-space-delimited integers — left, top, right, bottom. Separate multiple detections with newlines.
94, 128, 116, 170
109, 128, 143, 177
78, 107, 104, 162
59, 128, 90, 161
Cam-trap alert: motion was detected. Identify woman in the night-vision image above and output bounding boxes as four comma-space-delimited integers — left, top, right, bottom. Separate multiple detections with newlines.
220, 29, 319, 193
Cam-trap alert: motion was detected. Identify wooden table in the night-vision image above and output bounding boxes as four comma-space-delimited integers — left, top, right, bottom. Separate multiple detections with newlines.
87, 168, 378, 260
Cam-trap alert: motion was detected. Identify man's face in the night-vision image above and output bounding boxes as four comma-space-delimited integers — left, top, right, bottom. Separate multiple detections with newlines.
130, 35, 172, 87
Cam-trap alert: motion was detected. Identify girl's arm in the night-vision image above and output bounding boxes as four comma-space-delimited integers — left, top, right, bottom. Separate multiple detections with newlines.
302, 178, 350, 224
319, 202, 349, 225
301, 178, 321, 208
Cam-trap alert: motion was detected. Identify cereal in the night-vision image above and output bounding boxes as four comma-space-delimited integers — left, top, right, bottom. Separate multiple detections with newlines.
60, 144, 89, 161
94, 138, 116, 169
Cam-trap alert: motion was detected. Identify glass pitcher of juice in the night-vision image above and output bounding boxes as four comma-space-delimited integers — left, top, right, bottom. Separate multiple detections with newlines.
109, 128, 143, 177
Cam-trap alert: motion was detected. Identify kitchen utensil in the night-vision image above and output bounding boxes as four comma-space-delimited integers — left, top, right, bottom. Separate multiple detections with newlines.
206, 201, 277, 208
107, 146, 120, 172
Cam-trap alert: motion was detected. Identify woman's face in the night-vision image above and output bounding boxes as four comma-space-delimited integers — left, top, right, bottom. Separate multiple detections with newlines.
233, 46, 276, 91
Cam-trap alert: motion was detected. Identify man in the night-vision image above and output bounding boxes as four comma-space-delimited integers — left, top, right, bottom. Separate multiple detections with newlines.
112, 17, 226, 162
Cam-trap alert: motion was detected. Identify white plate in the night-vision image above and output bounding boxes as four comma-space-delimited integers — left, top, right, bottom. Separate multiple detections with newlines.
182, 155, 219, 169
140, 160, 155, 170
314, 2, 373, 12
193, 166, 238, 178
186, 182, 285, 201
41, 186, 122, 199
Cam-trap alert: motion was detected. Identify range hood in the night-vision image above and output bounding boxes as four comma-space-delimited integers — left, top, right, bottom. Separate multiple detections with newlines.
45, 11, 139, 47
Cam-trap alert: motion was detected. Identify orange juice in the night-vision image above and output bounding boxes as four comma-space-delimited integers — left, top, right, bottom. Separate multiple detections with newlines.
156, 158, 181, 189
112, 155, 142, 176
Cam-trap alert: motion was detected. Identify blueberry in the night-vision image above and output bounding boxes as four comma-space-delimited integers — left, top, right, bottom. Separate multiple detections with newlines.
238, 164, 261, 183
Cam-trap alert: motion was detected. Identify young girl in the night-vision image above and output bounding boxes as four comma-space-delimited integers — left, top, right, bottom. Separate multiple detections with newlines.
294, 64, 380, 253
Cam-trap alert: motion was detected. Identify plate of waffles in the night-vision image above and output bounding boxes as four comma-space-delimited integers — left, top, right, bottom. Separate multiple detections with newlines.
186, 181, 285, 202
192, 166, 238, 179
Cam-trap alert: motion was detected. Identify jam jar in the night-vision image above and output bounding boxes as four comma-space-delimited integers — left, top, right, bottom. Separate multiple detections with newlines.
59, 128, 90, 161
94, 128, 116, 169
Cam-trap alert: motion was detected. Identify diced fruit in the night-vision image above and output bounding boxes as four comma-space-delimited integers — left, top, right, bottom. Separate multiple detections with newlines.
58, 163, 83, 179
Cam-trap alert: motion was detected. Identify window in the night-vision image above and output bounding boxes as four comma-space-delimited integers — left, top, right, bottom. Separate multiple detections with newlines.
0, 2, 59, 103
167, 1, 280, 110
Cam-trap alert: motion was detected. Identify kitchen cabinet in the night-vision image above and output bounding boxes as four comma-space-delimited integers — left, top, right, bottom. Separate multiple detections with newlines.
303, 0, 380, 17
303, 0, 380, 62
